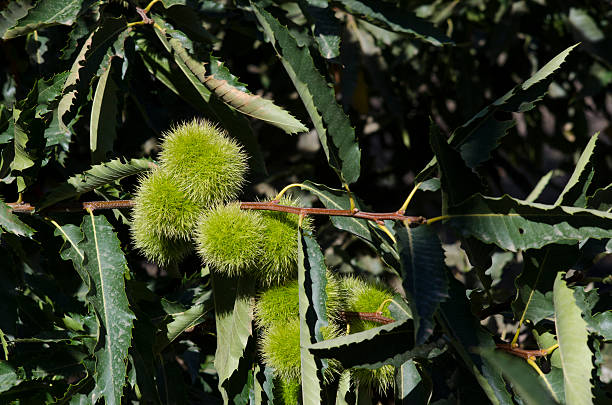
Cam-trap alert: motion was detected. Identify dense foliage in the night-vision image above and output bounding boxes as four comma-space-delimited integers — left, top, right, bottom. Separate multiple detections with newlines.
0, 0, 611, 404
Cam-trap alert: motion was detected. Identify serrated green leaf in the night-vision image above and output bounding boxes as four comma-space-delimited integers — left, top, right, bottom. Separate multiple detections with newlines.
438, 278, 513, 405
0, 200, 34, 237
157, 22, 306, 135
35, 71, 70, 117
309, 319, 414, 369
395, 223, 448, 344
417, 44, 579, 178
78, 213, 135, 405
333, 0, 452, 46
553, 273, 594, 405
252, 3, 361, 184
211, 273, 254, 403
39, 157, 154, 209
299, 0, 341, 59
446, 194, 612, 252
481, 350, 557, 405
0, 0, 33, 39
58, 17, 128, 132
555, 133, 599, 207
90, 61, 119, 163
3, 0, 95, 39
298, 226, 328, 405
526, 170, 555, 203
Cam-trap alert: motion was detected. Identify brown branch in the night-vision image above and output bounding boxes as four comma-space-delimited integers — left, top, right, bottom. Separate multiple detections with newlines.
339, 311, 395, 325
6, 200, 427, 226
495, 343, 549, 360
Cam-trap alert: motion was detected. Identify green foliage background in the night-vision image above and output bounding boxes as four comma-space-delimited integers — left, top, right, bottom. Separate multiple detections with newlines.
0, 0, 611, 404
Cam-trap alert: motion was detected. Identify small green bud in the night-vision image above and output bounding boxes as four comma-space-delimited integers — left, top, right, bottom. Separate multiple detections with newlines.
256, 196, 313, 285
195, 203, 264, 275
159, 119, 248, 206
254, 272, 344, 329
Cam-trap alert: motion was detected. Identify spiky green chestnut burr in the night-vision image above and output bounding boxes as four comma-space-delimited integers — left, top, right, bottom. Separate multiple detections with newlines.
341, 277, 394, 333
273, 377, 301, 405
159, 119, 248, 206
254, 272, 345, 329
195, 203, 264, 275
351, 365, 395, 395
132, 169, 204, 239
256, 197, 313, 285
341, 277, 395, 394
261, 318, 341, 384
131, 214, 193, 265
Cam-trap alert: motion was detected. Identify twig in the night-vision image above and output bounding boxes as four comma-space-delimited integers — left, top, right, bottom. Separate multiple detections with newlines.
339, 311, 395, 325
495, 343, 557, 360
6, 200, 427, 226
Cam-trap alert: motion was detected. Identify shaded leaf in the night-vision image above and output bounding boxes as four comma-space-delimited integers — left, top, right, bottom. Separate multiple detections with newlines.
0, 200, 35, 237
90, 61, 119, 163
299, 0, 341, 59
586, 183, 612, 212
309, 319, 414, 369
58, 17, 129, 132
395, 223, 448, 344
3, 0, 95, 39
252, 3, 361, 184
553, 273, 594, 405
39, 157, 155, 209
438, 278, 514, 405
78, 213, 135, 405
0, 362, 20, 393
446, 194, 612, 252
333, 0, 452, 46
395, 360, 431, 405
298, 226, 328, 404
572, 287, 612, 341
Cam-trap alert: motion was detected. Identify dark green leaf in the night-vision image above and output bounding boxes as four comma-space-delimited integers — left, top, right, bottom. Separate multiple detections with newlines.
573, 287, 612, 340
252, 3, 361, 184
395, 360, 431, 405
78, 213, 135, 405
395, 223, 448, 344
0, 362, 19, 393
586, 183, 612, 212
3, 0, 95, 39
58, 17, 129, 132
309, 319, 414, 369
299, 0, 341, 59
526, 171, 555, 203
438, 278, 513, 405
333, 0, 452, 46
447, 194, 612, 252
